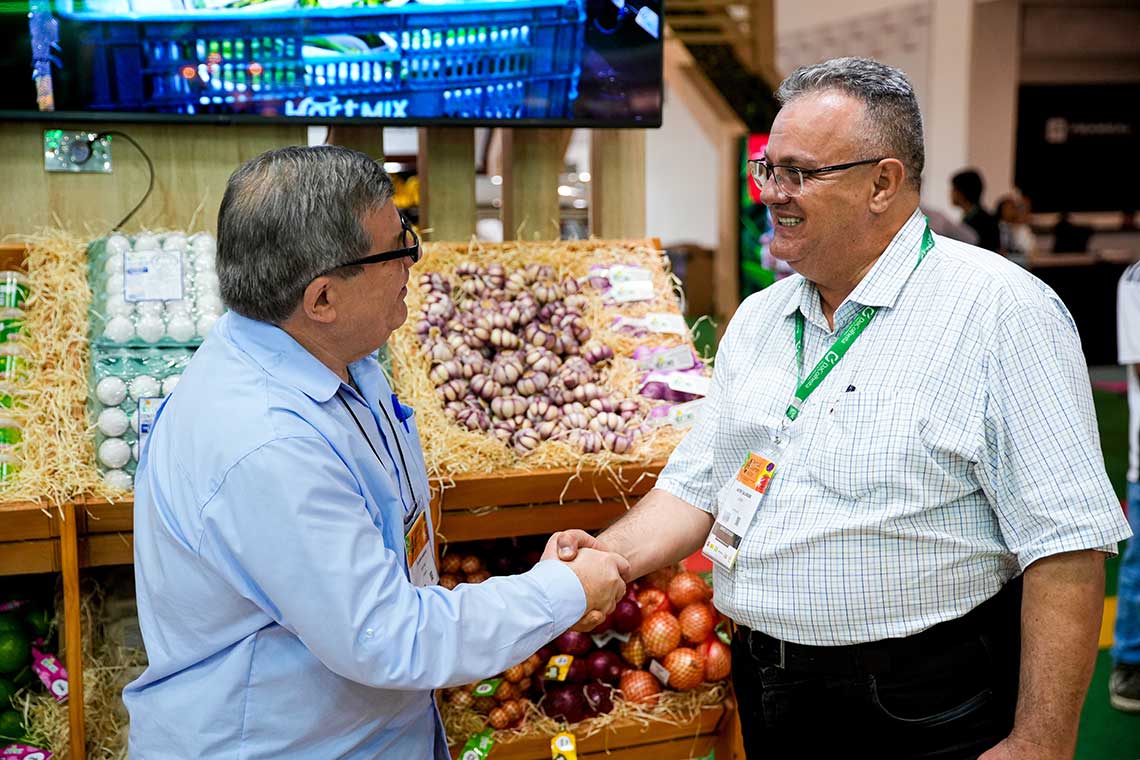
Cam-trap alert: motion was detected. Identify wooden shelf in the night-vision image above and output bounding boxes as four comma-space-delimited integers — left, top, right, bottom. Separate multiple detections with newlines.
449, 701, 731, 760
0, 501, 60, 576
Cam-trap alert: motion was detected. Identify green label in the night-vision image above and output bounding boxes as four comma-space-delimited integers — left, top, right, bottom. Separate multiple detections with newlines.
0, 282, 29, 308
459, 728, 495, 760
472, 677, 502, 697
0, 427, 21, 445
0, 318, 23, 342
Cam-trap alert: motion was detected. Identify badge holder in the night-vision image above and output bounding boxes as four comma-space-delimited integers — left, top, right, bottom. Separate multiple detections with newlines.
404, 498, 438, 587
702, 441, 782, 572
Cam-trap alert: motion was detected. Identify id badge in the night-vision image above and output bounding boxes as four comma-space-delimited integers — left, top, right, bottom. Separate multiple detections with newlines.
404, 501, 439, 587
702, 450, 779, 571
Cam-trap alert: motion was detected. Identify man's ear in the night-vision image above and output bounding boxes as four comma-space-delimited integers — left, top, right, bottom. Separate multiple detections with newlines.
869, 158, 906, 214
301, 276, 338, 324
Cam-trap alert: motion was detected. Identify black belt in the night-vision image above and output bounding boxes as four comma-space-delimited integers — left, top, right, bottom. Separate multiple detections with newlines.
734, 577, 1022, 677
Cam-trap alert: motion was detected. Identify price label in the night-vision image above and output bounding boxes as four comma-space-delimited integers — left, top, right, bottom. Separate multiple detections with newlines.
545, 654, 573, 682
460, 728, 495, 760
124, 249, 184, 302
645, 313, 689, 335
137, 397, 162, 450
639, 345, 695, 372
610, 280, 656, 303
551, 732, 578, 760
472, 677, 502, 697
666, 373, 711, 397
648, 659, 670, 685
607, 264, 653, 283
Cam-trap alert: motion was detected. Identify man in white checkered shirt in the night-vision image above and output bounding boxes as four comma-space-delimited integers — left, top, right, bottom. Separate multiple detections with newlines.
552, 58, 1131, 759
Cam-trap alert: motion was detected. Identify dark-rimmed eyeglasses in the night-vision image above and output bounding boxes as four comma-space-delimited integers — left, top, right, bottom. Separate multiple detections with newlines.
323, 213, 421, 276
748, 157, 887, 198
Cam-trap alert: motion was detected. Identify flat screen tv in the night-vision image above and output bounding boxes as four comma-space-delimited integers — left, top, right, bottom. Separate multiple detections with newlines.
0, 0, 663, 126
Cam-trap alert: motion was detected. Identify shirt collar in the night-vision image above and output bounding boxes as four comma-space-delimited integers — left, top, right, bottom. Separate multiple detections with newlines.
778, 208, 927, 320
221, 312, 346, 403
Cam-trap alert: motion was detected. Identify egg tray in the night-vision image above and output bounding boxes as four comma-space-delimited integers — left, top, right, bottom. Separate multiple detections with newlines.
87, 233, 223, 350
88, 346, 193, 491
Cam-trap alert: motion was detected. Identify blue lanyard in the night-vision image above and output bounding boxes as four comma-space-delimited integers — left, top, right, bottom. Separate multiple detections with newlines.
337, 392, 417, 515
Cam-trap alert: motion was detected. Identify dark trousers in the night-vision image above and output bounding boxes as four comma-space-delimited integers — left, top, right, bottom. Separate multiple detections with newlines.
731, 580, 1022, 759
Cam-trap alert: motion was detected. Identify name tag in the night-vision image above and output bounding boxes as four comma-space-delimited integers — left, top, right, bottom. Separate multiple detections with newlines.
703, 451, 778, 571
404, 501, 438, 587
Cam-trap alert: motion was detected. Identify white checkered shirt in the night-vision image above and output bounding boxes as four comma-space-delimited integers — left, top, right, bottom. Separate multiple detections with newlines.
657, 209, 1132, 646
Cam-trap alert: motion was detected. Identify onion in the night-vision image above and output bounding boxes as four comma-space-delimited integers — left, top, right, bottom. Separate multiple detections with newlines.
543, 685, 590, 724
554, 630, 593, 656
663, 647, 706, 690
667, 572, 712, 609
587, 650, 624, 686
583, 682, 615, 716
612, 598, 643, 633
618, 670, 661, 705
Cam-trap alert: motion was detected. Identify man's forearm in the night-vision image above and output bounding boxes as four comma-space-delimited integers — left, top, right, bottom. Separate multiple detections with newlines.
1010, 549, 1105, 755
597, 487, 714, 579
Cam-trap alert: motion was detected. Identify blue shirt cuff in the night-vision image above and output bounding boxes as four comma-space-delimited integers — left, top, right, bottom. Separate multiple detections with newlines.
528, 559, 587, 637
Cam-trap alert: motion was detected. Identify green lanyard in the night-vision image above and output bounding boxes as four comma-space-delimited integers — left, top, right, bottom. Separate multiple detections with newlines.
786, 221, 935, 422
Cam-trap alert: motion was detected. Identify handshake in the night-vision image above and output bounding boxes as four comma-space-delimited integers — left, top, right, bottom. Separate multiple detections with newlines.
541, 530, 629, 632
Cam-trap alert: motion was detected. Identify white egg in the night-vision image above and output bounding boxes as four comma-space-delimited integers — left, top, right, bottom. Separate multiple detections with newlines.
161, 375, 181, 396
132, 233, 160, 251
136, 301, 164, 317
105, 272, 126, 299
105, 234, 131, 256
102, 316, 135, 343
97, 438, 131, 469
136, 315, 165, 343
164, 298, 192, 316
162, 233, 188, 252
95, 377, 128, 406
102, 468, 133, 491
132, 441, 140, 462
104, 295, 134, 319
129, 411, 140, 434
96, 407, 130, 437
129, 375, 160, 400
190, 233, 216, 257
193, 256, 216, 274
196, 294, 224, 317
165, 315, 195, 342
196, 313, 219, 338
103, 251, 124, 276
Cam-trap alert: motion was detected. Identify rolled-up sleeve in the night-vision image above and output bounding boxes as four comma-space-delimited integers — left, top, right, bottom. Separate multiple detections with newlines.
197, 436, 586, 691
976, 298, 1132, 569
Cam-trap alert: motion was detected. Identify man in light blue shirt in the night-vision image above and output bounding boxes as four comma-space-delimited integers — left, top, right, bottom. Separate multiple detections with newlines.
124, 146, 630, 758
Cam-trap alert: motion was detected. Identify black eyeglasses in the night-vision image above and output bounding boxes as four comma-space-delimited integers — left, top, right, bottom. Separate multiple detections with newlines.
748, 157, 887, 198
325, 213, 421, 275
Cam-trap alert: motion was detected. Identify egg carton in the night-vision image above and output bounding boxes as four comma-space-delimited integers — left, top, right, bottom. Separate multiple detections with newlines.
90, 346, 193, 491
88, 231, 223, 348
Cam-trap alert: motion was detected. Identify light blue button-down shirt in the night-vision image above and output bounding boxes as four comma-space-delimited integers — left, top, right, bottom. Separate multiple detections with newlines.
124, 312, 586, 759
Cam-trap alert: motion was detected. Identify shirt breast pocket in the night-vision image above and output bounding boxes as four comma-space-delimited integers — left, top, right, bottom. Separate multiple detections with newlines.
804, 386, 930, 500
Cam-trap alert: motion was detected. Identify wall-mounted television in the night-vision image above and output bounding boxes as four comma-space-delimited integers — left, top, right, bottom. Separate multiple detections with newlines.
0, 0, 663, 126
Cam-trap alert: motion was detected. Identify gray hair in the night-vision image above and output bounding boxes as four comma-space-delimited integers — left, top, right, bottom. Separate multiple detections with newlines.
216, 145, 394, 323
775, 57, 924, 190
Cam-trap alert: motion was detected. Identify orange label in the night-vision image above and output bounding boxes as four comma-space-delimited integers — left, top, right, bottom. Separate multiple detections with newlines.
736, 452, 777, 494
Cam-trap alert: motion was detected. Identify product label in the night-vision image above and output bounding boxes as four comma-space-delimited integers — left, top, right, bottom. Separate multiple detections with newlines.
31, 647, 68, 703
638, 345, 695, 372
0, 282, 29, 310
666, 373, 711, 397
590, 632, 614, 648
471, 678, 502, 698
0, 600, 27, 612
551, 732, 578, 760
459, 729, 494, 760
606, 264, 653, 283
644, 312, 688, 335
609, 280, 656, 303
648, 659, 670, 685
124, 249, 184, 302
136, 397, 162, 450
0, 744, 53, 760
0, 317, 24, 343
545, 654, 573, 682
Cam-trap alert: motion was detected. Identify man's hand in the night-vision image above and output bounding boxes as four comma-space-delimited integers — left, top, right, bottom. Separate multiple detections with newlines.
542, 529, 605, 563
561, 547, 630, 633
978, 735, 1068, 760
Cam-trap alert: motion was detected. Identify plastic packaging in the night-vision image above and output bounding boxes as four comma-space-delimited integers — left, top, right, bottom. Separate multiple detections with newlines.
88, 231, 223, 348
0, 270, 30, 310
89, 346, 193, 489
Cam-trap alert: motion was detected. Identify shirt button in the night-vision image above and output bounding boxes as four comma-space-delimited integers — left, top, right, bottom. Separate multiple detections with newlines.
365, 628, 375, 638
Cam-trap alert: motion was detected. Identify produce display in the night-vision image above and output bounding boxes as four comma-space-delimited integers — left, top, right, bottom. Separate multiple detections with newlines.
390, 241, 711, 476
89, 347, 192, 491
88, 232, 222, 348
438, 539, 730, 749
0, 270, 28, 484
0, 578, 61, 754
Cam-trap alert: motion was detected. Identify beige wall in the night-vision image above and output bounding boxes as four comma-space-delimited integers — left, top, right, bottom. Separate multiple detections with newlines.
967, 0, 1020, 208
